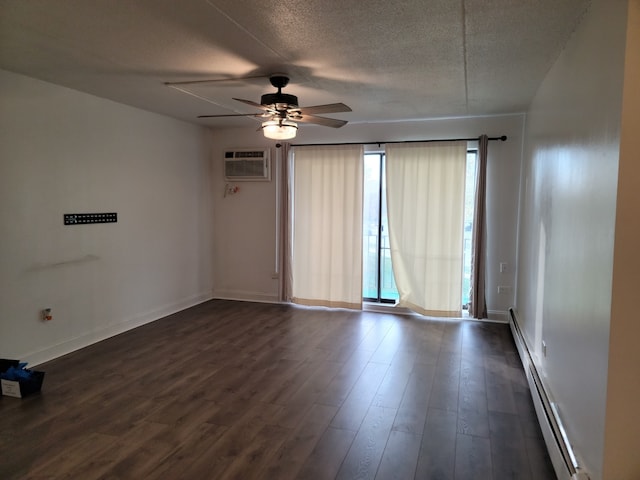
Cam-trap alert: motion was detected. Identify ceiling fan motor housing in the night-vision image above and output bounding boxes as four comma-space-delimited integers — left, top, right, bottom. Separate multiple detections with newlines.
261, 92, 299, 109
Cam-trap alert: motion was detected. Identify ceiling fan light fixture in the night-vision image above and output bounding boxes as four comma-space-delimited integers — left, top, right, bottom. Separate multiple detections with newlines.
262, 119, 298, 140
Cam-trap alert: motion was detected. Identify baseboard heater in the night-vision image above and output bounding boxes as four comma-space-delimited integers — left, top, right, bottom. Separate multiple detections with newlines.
508, 308, 590, 480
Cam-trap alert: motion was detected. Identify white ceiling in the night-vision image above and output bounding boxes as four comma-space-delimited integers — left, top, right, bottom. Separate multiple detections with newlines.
0, 0, 590, 129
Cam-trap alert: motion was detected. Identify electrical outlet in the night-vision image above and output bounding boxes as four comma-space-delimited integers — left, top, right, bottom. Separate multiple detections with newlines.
500, 262, 508, 273
497, 286, 512, 294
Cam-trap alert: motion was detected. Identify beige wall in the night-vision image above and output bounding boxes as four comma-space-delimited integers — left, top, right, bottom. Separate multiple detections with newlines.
603, 1, 640, 478
0, 69, 214, 365
211, 114, 524, 320
516, 0, 629, 478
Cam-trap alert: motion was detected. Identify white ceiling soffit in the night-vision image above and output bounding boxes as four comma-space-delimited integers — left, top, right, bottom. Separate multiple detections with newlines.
0, 0, 590, 128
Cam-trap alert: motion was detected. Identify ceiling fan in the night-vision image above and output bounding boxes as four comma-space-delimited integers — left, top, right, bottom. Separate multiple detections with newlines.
197, 74, 352, 139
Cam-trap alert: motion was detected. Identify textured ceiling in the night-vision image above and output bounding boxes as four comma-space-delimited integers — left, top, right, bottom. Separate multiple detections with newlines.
0, 0, 590, 129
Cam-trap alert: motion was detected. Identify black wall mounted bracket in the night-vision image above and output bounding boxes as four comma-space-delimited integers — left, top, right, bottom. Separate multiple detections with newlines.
64, 213, 117, 225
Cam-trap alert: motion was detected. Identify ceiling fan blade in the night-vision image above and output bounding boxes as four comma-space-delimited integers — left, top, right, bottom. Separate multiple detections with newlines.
233, 98, 272, 111
294, 114, 348, 128
295, 103, 352, 115
197, 113, 268, 119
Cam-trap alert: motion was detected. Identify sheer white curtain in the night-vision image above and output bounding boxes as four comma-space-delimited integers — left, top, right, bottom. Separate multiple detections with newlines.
290, 144, 364, 309
386, 141, 467, 317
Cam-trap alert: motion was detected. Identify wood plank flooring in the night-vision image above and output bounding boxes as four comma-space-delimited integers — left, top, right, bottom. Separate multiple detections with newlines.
0, 300, 556, 479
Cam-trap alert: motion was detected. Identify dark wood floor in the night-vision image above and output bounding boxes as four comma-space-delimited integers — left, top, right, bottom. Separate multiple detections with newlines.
1, 300, 555, 480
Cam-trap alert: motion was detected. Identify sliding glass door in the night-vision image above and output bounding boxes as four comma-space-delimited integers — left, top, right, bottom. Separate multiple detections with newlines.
363, 153, 398, 303
462, 150, 477, 309
363, 150, 477, 309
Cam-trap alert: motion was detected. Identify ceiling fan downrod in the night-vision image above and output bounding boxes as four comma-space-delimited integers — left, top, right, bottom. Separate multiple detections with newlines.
261, 74, 298, 109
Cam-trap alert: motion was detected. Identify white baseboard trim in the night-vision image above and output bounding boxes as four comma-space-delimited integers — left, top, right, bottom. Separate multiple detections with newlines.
487, 309, 509, 323
212, 289, 281, 304
24, 292, 213, 367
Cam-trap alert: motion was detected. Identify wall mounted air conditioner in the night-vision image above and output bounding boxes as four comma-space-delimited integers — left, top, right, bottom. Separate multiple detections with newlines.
224, 149, 271, 181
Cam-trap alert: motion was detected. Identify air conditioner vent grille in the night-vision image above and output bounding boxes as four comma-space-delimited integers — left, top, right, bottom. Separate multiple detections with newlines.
224, 159, 265, 178
231, 150, 265, 158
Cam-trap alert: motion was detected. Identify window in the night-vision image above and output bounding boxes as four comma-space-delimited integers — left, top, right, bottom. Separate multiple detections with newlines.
362, 149, 478, 308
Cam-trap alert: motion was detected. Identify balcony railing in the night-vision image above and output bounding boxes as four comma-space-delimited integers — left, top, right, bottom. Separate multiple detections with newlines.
363, 233, 472, 306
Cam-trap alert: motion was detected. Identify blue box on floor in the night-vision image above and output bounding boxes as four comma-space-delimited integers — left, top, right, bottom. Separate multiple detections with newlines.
0, 358, 45, 398
0, 358, 19, 372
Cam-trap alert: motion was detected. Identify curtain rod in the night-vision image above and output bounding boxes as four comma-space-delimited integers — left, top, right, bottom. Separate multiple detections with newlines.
278, 135, 507, 148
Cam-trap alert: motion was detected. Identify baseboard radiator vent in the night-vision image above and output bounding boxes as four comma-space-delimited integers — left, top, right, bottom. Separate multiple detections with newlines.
508, 308, 590, 480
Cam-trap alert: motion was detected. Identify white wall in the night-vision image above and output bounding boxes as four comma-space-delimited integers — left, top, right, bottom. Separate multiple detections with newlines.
0, 69, 213, 366
211, 114, 524, 320
515, 1, 628, 478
